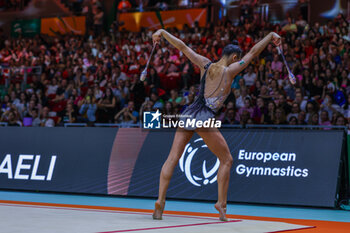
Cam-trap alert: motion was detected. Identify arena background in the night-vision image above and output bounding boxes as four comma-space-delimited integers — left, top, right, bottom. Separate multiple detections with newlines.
0, 1, 349, 232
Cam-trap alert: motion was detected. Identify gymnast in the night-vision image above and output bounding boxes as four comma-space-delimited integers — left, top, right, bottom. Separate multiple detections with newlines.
151, 29, 281, 221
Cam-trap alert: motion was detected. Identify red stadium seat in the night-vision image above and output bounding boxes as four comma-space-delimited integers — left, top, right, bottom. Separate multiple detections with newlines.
159, 73, 181, 91
80, 86, 89, 97
47, 94, 56, 99
51, 100, 67, 113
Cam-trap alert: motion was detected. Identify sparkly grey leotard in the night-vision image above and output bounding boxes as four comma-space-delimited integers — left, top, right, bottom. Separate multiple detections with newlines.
204, 65, 230, 112
181, 62, 230, 129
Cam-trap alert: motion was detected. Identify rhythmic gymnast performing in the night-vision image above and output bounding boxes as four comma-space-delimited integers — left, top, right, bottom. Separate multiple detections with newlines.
148, 29, 281, 221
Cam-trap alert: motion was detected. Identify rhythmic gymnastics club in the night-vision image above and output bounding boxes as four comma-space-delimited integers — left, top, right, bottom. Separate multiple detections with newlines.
140, 43, 157, 81
276, 46, 296, 85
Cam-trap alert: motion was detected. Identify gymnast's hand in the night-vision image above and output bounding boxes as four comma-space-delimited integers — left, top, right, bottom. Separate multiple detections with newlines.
152, 29, 163, 45
271, 32, 281, 47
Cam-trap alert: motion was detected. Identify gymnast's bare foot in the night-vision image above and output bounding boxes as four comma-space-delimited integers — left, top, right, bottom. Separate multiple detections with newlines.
153, 200, 165, 220
215, 202, 228, 221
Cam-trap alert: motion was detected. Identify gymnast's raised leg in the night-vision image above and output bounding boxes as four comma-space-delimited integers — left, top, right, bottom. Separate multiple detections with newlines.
153, 128, 194, 220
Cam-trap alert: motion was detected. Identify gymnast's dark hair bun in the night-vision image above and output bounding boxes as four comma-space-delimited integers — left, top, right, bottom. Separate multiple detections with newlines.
232, 40, 239, 46
222, 41, 242, 58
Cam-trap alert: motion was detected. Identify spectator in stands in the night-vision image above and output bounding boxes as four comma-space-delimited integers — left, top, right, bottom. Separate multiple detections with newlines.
217, 101, 234, 121
271, 55, 283, 73
125, 100, 139, 121
1, 95, 11, 112
93, 6, 104, 36
113, 66, 127, 83
274, 108, 287, 125
282, 17, 298, 33
296, 14, 307, 29
276, 93, 292, 115
0, 108, 21, 126
40, 107, 55, 127
297, 111, 307, 125
243, 65, 256, 87
262, 101, 276, 124
168, 89, 182, 107
308, 112, 319, 125
114, 106, 137, 127
239, 110, 251, 126
23, 99, 37, 118
287, 103, 300, 122
68, 88, 83, 107
319, 110, 332, 126
306, 74, 323, 100
305, 102, 317, 122
335, 115, 347, 126
294, 91, 307, 111
343, 95, 350, 123
289, 116, 298, 125
15, 92, 27, 118
58, 102, 77, 125
97, 88, 116, 123
139, 99, 154, 123
150, 92, 163, 110
268, 79, 280, 100
146, 67, 160, 93
252, 97, 266, 123
30, 109, 41, 127
51, 79, 67, 104
0, 13, 349, 129
236, 97, 254, 122
93, 82, 103, 100
223, 108, 238, 125
163, 101, 175, 115
179, 58, 193, 90
79, 88, 97, 124
258, 85, 272, 102
46, 78, 58, 96
250, 80, 262, 100
321, 94, 342, 118
130, 74, 146, 109
236, 87, 249, 109
114, 79, 129, 108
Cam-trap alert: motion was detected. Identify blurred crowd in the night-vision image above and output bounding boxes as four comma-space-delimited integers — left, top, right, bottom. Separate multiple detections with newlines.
0, 0, 30, 11
0, 12, 349, 128
65, 0, 209, 13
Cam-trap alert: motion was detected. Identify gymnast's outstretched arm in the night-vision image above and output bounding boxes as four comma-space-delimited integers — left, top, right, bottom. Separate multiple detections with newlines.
227, 32, 281, 78
152, 29, 210, 70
